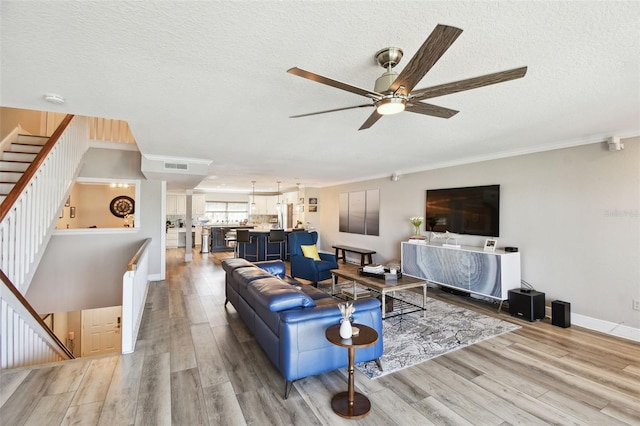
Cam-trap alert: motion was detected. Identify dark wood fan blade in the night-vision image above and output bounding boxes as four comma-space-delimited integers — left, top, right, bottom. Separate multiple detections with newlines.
359, 110, 383, 130
288, 67, 382, 100
388, 25, 463, 96
405, 102, 458, 119
409, 66, 528, 100
290, 104, 373, 118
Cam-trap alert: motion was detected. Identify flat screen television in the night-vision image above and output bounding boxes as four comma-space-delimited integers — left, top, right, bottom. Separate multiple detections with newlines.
426, 185, 500, 237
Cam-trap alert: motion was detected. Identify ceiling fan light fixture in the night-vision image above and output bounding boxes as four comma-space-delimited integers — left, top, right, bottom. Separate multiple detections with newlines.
376, 98, 406, 115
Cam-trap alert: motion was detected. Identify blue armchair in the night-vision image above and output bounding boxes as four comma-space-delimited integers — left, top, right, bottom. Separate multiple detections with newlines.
288, 231, 338, 286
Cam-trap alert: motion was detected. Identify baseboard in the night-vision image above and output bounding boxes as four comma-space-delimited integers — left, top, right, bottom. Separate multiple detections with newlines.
148, 273, 163, 281
545, 306, 639, 342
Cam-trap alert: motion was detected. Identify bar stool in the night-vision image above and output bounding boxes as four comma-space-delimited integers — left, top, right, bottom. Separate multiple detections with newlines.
224, 229, 237, 256
265, 229, 286, 260
236, 229, 258, 261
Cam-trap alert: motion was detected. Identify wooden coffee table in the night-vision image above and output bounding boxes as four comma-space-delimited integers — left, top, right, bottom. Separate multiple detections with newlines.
325, 323, 378, 419
331, 269, 427, 319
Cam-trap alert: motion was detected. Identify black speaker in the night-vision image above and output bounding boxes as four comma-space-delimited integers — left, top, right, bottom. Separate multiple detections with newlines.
552, 300, 571, 328
508, 289, 545, 321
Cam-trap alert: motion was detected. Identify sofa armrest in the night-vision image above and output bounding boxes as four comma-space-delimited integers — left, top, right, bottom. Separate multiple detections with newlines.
278, 297, 383, 381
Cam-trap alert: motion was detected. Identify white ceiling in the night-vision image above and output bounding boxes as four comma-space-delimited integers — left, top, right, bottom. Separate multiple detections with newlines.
1, 1, 638, 194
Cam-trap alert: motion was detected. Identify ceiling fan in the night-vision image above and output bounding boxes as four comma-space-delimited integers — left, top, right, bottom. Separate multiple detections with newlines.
287, 24, 527, 130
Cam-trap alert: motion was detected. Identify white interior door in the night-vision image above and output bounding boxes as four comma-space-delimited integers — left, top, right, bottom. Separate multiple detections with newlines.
81, 305, 122, 357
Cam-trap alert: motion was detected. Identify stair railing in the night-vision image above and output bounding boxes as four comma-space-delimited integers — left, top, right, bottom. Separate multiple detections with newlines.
0, 114, 89, 294
1, 270, 73, 368
121, 238, 152, 354
0, 114, 88, 368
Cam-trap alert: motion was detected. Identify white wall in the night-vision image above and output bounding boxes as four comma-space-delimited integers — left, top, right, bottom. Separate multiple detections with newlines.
319, 138, 639, 336
27, 148, 164, 313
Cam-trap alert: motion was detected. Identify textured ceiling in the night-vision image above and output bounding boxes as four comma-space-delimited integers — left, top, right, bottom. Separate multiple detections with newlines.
1, 1, 638, 193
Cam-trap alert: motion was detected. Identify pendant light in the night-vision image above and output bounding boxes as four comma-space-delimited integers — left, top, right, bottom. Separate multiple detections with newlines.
251, 181, 256, 209
276, 181, 281, 209
296, 182, 301, 211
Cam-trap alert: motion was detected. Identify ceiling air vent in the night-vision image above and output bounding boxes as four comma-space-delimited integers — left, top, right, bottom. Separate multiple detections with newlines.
164, 162, 189, 171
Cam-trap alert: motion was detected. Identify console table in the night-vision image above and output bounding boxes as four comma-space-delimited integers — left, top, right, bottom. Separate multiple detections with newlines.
401, 242, 521, 309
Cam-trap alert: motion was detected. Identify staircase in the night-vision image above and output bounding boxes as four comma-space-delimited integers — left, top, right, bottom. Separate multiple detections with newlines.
0, 115, 88, 368
0, 135, 49, 204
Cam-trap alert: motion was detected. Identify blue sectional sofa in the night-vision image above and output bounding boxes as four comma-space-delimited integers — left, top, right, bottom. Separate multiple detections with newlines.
222, 258, 383, 398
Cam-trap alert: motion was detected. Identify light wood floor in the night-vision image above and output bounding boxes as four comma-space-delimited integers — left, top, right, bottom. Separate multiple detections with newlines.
2, 249, 639, 425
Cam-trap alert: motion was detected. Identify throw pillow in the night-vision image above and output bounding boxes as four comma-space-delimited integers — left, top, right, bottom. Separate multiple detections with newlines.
301, 244, 321, 261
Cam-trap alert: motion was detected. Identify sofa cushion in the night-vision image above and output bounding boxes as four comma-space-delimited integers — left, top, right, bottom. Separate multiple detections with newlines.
281, 275, 303, 286
298, 284, 334, 301
255, 260, 286, 278
221, 258, 254, 274
231, 267, 275, 298
248, 278, 316, 312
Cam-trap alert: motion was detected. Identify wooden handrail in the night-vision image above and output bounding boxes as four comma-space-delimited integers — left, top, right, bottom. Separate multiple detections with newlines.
127, 238, 152, 271
0, 114, 75, 222
0, 269, 74, 360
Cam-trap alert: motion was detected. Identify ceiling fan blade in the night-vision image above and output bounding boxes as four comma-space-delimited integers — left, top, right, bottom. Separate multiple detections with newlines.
405, 102, 459, 119
389, 24, 463, 96
288, 67, 383, 100
290, 104, 373, 118
409, 66, 528, 100
359, 110, 383, 130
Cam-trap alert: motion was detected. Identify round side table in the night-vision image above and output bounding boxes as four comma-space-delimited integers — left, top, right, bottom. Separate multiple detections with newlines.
325, 323, 378, 419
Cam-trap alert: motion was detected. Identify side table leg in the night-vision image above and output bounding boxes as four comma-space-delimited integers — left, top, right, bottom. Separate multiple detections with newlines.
347, 347, 355, 404
423, 284, 427, 318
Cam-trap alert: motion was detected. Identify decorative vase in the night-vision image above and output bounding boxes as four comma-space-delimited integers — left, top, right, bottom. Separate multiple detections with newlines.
413, 225, 421, 236
339, 319, 353, 339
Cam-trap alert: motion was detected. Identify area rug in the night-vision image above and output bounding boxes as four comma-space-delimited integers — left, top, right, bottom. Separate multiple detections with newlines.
355, 295, 520, 379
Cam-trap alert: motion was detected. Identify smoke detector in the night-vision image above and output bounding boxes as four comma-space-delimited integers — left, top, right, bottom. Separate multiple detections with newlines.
43, 94, 65, 104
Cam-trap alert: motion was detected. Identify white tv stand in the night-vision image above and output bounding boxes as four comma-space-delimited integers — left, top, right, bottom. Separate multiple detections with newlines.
401, 242, 521, 307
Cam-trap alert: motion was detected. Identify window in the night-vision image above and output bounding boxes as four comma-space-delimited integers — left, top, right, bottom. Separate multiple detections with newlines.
205, 202, 248, 224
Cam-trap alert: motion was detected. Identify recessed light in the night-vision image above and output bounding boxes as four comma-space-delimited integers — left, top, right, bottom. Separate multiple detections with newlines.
43, 94, 65, 104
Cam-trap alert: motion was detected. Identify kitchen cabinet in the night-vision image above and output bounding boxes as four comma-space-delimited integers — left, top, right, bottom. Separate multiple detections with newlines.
195, 225, 202, 246
253, 195, 280, 214
166, 195, 178, 215
193, 195, 206, 215
166, 228, 178, 248
167, 194, 205, 215
166, 194, 186, 215
176, 196, 187, 214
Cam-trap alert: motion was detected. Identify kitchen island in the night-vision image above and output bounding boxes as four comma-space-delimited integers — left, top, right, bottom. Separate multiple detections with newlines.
208, 225, 254, 252
237, 229, 306, 261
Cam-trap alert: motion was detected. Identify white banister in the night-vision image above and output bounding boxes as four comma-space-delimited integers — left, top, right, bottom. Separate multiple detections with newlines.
0, 116, 89, 295
0, 116, 87, 369
1, 280, 70, 368
121, 238, 151, 354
